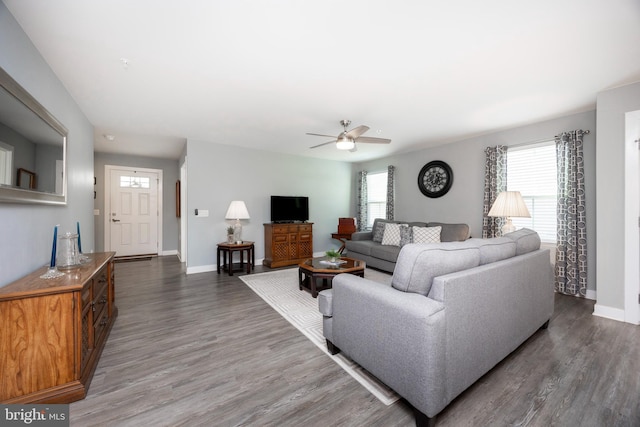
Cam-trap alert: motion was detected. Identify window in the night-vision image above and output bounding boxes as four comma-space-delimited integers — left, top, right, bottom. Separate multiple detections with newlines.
366, 171, 387, 228
120, 176, 150, 188
506, 142, 557, 243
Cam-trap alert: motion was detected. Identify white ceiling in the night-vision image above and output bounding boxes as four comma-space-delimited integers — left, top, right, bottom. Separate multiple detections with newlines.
5, 0, 640, 162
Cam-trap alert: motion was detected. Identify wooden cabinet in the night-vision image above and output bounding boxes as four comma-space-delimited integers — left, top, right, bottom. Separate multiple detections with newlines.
263, 223, 313, 268
0, 252, 116, 403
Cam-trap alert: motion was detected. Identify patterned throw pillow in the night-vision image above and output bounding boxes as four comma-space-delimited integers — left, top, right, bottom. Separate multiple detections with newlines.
412, 226, 442, 244
381, 223, 407, 246
399, 225, 413, 247
372, 221, 387, 243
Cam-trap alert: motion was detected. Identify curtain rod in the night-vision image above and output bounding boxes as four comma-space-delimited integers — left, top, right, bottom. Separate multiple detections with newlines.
506, 129, 590, 149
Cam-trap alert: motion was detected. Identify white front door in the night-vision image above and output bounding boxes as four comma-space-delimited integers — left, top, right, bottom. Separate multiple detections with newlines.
107, 167, 159, 257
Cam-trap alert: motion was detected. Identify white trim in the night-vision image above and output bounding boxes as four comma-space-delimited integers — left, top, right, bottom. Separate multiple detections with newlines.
186, 257, 265, 275
104, 165, 163, 256
624, 110, 640, 325
187, 264, 216, 275
0, 140, 14, 186
593, 303, 626, 322
162, 249, 178, 256
179, 157, 187, 264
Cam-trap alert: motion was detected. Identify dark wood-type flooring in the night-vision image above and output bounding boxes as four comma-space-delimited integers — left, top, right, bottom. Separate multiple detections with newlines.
69, 256, 640, 426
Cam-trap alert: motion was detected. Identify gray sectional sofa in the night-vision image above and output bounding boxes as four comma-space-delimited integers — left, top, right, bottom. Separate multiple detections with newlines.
345, 219, 470, 272
319, 229, 554, 426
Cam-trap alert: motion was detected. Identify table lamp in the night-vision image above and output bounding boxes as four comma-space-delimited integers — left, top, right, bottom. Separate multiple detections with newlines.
225, 201, 250, 243
487, 191, 531, 234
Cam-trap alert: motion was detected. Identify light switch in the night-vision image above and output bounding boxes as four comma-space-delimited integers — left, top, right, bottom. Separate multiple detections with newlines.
199, 209, 209, 217
94, 209, 100, 216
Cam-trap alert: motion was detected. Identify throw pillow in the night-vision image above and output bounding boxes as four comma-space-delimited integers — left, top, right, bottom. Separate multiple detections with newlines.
412, 226, 442, 244
399, 225, 413, 247
372, 221, 386, 243
381, 223, 406, 246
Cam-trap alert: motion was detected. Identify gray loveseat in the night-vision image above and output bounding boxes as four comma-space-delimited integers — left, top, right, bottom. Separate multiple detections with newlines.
345, 219, 470, 272
319, 229, 554, 426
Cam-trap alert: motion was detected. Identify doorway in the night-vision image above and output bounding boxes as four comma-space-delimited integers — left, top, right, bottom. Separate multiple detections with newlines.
624, 110, 640, 324
104, 165, 163, 257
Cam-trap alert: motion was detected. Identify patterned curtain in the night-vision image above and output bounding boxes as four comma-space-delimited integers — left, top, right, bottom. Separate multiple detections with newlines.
386, 165, 395, 220
482, 145, 507, 238
356, 170, 368, 231
555, 130, 587, 296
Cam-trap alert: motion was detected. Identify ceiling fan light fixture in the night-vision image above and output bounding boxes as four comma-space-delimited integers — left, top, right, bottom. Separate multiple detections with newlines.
336, 135, 355, 150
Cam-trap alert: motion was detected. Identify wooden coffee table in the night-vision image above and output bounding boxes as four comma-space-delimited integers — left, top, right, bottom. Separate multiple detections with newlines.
298, 257, 365, 298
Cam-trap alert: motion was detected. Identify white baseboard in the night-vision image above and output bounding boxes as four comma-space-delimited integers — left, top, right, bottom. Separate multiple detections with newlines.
593, 303, 626, 322
161, 249, 178, 256
186, 264, 216, 275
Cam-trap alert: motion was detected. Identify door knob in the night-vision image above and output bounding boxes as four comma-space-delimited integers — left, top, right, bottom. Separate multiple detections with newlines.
112, 219, 120, 222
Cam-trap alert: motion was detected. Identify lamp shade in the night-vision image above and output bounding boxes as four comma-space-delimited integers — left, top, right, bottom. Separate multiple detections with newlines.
225, 201, 250, 220
487, 191, 531, 218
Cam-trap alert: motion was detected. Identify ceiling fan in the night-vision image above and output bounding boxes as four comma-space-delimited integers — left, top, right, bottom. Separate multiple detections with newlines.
307, 119, 391, 151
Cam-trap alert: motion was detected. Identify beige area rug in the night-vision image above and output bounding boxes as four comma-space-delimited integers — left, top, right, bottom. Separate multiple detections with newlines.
239, 268, 400, 405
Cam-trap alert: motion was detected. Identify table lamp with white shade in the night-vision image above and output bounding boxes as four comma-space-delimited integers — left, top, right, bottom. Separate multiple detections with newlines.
487, 191, 531, 235
225, 201, 250, 243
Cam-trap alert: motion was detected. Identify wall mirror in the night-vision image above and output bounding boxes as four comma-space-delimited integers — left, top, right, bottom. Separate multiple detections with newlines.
0, 66, 67, 205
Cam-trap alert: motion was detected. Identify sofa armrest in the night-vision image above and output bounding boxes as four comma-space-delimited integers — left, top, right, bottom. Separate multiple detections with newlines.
350, 231, 373, 241
330, 273, 447, 417
318, 289, 333, 316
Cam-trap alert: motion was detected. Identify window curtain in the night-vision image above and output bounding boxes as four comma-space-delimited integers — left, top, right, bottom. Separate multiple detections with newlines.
555, 130, 587, 296
356, 170, 368, 231
386, 165, 395, 220
482, 145, 507, 238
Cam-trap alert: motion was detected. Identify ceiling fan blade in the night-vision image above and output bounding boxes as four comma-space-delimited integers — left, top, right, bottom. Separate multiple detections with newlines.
346, 125, 370, 139
306, 132, 338, 138
309, 140, 336, 149
355, 136, 391, 144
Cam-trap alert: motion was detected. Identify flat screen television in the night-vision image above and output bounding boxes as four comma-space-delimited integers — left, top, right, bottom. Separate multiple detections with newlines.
270, 196, 309, 223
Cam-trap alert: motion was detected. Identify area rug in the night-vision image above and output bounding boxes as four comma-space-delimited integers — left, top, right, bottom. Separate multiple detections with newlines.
239, 268, 400, 405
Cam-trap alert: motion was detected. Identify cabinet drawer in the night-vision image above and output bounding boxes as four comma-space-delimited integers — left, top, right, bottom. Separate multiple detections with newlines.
272, 225, 289, 234
92, 284, 109, 344
299, 224, 312, 232
274, 235, 288, 243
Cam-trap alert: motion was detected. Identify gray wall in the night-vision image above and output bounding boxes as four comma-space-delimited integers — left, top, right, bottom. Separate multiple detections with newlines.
0, 3, 95, 287
352, 110, 597, 293
94, 152, 180, 253
596, 80, 640, 311
185, 140, 352, 271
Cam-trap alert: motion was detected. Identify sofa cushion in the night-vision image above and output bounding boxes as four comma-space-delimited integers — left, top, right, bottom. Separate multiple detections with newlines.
345, 239, 377, 256
412, 226, 442, 244
371, 244, 402, 262
382, 223, 407, 246
407, 222, 428, 228
427, 222, 470, 242
467, 237, 517, 265
372, 219, 390, 243
399, 225, 413, 247
391, 242, 480, 296
503, 228, 540, 255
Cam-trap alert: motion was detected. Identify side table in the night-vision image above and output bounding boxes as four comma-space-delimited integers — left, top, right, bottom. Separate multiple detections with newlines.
217, 241, 255, 276
331, 233, 353, 254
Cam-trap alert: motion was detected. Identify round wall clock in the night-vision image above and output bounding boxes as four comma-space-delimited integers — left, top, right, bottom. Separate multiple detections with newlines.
417, 160, 453, 198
